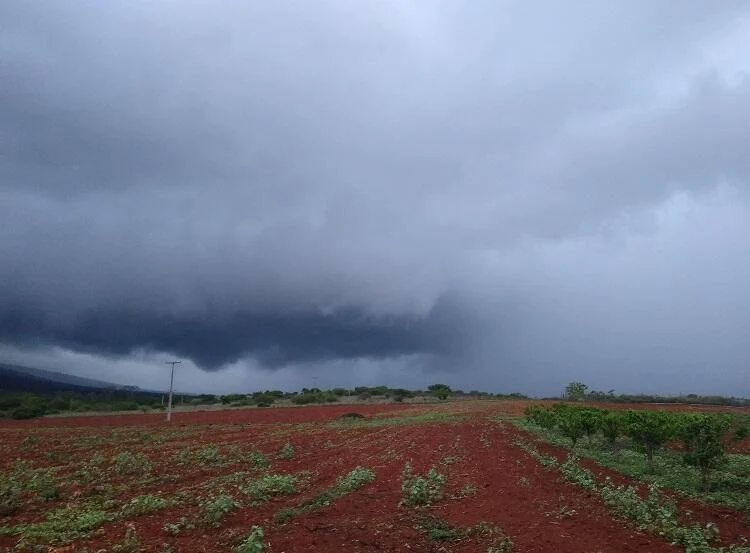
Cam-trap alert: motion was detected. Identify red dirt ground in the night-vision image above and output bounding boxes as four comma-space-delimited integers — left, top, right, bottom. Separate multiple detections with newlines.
1, 400, 748, 552
2, 402, 418, 429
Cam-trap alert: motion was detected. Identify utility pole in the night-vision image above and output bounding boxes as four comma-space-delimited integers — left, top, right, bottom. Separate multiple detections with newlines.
165, 361, 182, 423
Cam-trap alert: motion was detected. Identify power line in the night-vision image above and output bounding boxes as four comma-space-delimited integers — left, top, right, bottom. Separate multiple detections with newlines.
165, 360, 182, 423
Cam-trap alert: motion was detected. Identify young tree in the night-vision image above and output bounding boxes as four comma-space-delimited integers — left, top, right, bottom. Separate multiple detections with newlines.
678, 413, 748, 491
623, 410, 678, 473
565, 382, 588, 401
600, 411, 623, 449
524, 405, 557, 430
427, 384, 452, 400
554, 405, 585, 447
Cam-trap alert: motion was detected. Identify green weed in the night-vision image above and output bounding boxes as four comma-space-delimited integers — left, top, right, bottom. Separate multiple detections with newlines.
241, 474, 298, 505
119, 494, 169, 518
199, 494, 240, 526
113, 451, 152, 476
196, 445, 225, 466
277, 443, 295, 459
400, 462, 446, 506
4, 506, 112, 547
417, 516, 461, 541
246, 450, 271, 470
329, 412, 461, 428
274, 467, 376, 523
234, 526, 266, 553
163, 517, 194, 536
111, 526, 141, 553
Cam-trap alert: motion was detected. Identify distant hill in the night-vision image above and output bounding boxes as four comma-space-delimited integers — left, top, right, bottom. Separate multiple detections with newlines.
0, 363, 142, 394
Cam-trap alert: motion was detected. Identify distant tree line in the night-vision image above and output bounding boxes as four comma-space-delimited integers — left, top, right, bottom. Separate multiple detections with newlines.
0, 384, 529, 420
0, 390, 169, 420
562, 381, 750, 407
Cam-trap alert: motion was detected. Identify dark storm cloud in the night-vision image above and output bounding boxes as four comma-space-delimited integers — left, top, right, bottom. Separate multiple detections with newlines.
0, 294, 472, 369
2, 1, 750, 393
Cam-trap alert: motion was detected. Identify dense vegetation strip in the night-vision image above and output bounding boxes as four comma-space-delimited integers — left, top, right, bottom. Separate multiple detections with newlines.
513, 437, 749, 553
516, 404, 750, 512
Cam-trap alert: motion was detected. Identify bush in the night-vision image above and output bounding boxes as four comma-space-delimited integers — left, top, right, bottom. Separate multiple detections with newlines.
246, 450, 271, 470
428, 384, 452, 400
623, 410, 678, 473
600, 411, 623, 448
554, 405, 586, 447
678, 413, 748, 491
11, 404, 46, 420
523, 405, 557, 429
400, 463, 446, 506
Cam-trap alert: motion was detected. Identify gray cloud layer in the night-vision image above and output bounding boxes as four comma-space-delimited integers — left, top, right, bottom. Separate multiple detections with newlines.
2, 1, 750, 394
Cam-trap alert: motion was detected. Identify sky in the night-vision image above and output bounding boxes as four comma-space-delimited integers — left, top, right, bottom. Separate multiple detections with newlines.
1, 1, 750, 396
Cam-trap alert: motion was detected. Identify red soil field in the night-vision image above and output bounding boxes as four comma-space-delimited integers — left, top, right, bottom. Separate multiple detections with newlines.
2, 402, 418, 429
1, 400, 748, 552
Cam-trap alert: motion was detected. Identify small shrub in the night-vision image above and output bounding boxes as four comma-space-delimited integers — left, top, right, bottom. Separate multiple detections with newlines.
199, 494, 240, 526
76, 453, 106, 483
196, 446, 225, 466
600, 411, 623, 448
162, 517, 194, 536
488, 536, 515, 553
678, 413, 748, 491
174, 448, 192, 465
336, 466, 376, 493
27, 469, 60, 501
234, 526, 265, 553
246, 450, 271, 470
0, 479, 22, 516
113, 452, 152, 476
20, 436, 40, 452
119, 494, 169, 518
277, 443, 295, 459
560, 455, 597, 490
400, 463, 446, 506
524, 405, 557, 430
554, 405, 586, 447
623, 410, 678, 473
111, 526, 141, 553
338, 412, 365, 421
417, 516, 460, 541
455, 481, 477, 498
241, 474, 298, 505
